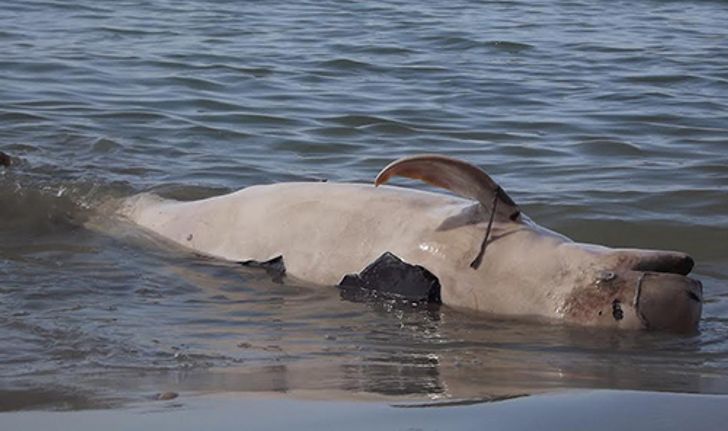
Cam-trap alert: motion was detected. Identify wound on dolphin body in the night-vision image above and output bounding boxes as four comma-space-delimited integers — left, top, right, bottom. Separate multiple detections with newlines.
239, 255, 286, 283
612, 299, 624, 321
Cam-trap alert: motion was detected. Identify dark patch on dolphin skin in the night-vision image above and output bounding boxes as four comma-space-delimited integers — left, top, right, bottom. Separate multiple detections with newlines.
687, 289, 701, 302
338, 252, 442, 305
0, 151, 10, 167
239, 255, 286, 283
612, 299, 624, 321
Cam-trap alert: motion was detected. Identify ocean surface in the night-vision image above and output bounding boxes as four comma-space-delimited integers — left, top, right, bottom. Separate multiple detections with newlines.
1, 0, 728, 414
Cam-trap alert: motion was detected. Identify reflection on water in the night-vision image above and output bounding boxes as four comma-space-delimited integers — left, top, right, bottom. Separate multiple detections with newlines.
2, 0, 728, 411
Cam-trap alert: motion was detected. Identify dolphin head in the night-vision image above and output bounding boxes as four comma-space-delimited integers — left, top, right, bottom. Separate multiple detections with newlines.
479, 221, 703, 333
558, 242, 702, 332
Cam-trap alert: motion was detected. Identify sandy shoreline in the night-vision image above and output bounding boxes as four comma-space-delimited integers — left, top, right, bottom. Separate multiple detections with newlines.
2, 390, 728, 431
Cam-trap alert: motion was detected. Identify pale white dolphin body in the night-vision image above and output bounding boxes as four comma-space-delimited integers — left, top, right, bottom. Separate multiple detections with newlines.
119, 155, 702, 332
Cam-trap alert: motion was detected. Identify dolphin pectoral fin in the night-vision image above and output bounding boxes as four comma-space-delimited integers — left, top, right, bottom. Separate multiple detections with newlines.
374, 154, 520, 222
338, 252, 442, 304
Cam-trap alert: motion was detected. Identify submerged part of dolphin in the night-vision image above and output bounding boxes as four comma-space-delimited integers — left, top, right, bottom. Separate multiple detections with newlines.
119, 154, 702, 333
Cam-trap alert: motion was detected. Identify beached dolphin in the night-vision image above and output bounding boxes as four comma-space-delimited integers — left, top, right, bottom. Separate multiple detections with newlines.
119, 154, 702, 332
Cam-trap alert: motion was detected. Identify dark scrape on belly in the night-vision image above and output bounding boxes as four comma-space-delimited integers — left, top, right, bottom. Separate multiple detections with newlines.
338, 252, 442, 305
239, 255, 286, 283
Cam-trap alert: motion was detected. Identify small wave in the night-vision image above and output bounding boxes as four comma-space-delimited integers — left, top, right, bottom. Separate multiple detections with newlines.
179, 123, 253, 140
426, 35, 534, 52
303, 126, 365, 138
92, 25, 180, 37
18, 0, 112, 14
361, 122, 416, 135
592, 90, 675, 102
484, 40, 535, 52
442, 130, 521, 142
575, 138, 645, 157
0, 30, 21, 40
167, 75, 227, 91
343, 44, 419, 56
315, 58, 384, 73
0, 111, 52, 123
199, 63, 273, 78
567, 42, 644, 54
429, 35, 480, 49
620, 74, 701, 85
324, 114, 401, 128
90, 137, 123, 154
395, 64, 451, 75
145, 59, 273, 78
271, 139, 366, 155
493, 119, 572, 134
142, 97, 243, 112
496, 143, 567, 158
192, 112, 298, 127
85, 110, 172, 122
0, 59, 80, 75
320, 114, 418, 135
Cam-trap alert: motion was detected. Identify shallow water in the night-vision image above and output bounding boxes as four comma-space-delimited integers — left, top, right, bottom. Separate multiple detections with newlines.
1, 0, 728, 411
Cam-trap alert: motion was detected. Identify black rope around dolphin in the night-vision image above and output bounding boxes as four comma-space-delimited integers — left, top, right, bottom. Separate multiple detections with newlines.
470, 191, 499, 270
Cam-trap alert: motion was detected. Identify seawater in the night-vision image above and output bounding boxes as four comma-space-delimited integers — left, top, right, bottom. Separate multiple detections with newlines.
1, 0, 727, 410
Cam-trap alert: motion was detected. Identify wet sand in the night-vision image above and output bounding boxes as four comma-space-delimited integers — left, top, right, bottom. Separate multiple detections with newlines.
3, 390, 728, 431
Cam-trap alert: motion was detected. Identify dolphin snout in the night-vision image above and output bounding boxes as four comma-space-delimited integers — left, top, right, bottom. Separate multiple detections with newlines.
630, 251, 695, 276
636, 272, 703, 333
